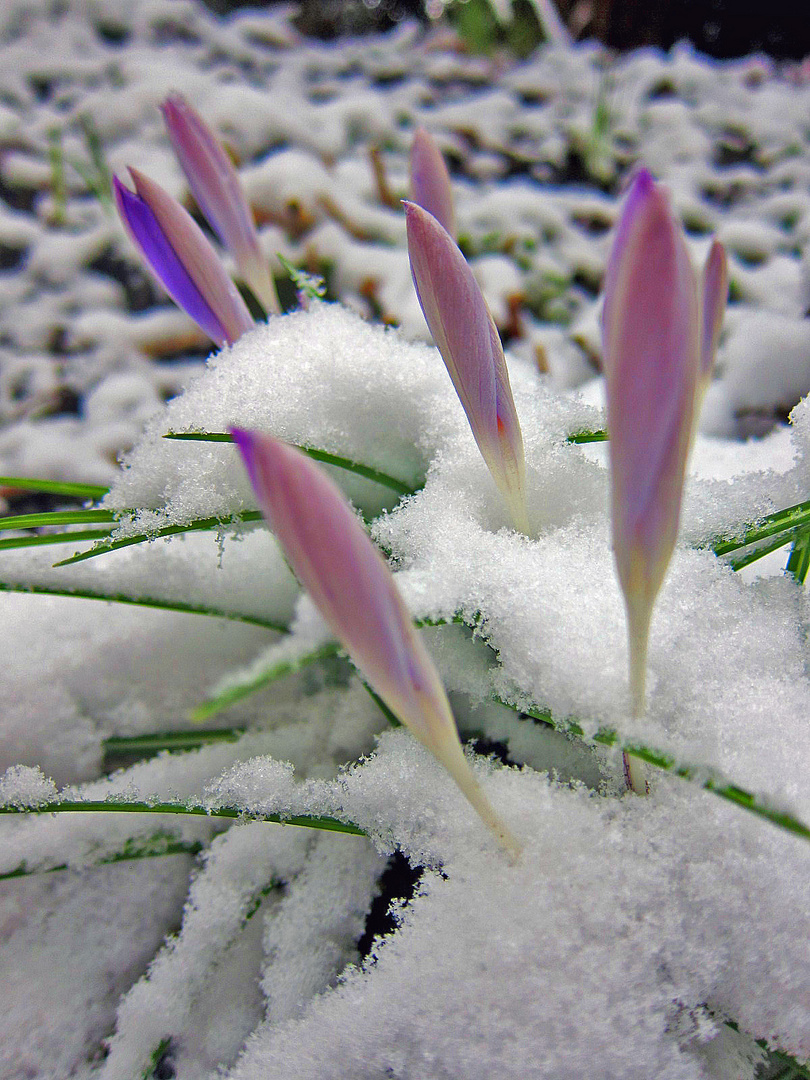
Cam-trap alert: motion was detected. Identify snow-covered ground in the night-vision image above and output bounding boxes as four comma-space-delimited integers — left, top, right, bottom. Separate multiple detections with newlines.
1, 3, 810, 1078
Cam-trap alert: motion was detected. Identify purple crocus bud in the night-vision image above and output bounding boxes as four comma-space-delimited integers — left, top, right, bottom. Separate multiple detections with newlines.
404, 200, 528, 533
409, 127, 456, 239
161, 95, 281, 315
113, 170, 254, 348
699, 238, 728, 394
232, 428, 520, 856
603, 169, 701, 724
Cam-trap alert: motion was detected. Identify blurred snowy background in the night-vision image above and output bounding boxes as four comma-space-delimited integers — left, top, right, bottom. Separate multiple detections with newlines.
2, 3, 810, 1079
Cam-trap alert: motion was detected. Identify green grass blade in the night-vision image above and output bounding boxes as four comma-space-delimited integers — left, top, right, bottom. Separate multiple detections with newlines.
0, 834, 204, 881
724, 1020, 810, 1079
786, 531, 810, 584
0, 476, 109, 499
726, 524, 810, 572
0, 508, 116, 531
103, 727, 246, 758
192, 642, 341, 721
0, 528, 114, 553
566, 428, 608, 443
192, 615, 466, 722
78, 112, 112, 195
362, 682, 402, 727
508, 700, 810, 843
0, 580, 287, 630
47, 126, 67, 226
164, 431, 416, 496
53, 511, 265, 566
0, 799, 366, 836
141, 1038, 172, 1080
710, 499, 810, 556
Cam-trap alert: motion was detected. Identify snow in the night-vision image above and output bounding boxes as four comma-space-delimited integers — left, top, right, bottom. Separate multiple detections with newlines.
2, 1, 810, 1077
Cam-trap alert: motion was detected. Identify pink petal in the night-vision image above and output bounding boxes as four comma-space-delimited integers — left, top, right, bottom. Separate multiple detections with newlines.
232, 428, 520, 855
129, 168, 254, 345
409, 127, 456, 239
699, 239, 728, 388
602, 169, 700, 714
404, 200, 527, 532
114, 174, 231, 347
162, 95, 280, 315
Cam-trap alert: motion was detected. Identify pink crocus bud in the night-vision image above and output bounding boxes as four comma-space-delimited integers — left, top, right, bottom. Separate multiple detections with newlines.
698, 238, 728, 396
114, 169, 254, 348
404, 200, 528, 533
409, 127, 456, 239
162, 95, 281, 315
232, 428, 520, 857
603, 169, 701, 728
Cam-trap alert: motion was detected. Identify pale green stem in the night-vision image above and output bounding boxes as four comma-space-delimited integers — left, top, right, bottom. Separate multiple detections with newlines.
624, 597, 652, 795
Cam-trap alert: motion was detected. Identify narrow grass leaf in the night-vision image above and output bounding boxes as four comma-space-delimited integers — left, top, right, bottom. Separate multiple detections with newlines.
711, 499, 810, 556
0, 834, 204, 880
0, 798, 366, 835
0, 580, 286, 630
566, 429, 608, 443
192, 642, 341, 721
53, 512, 264, 566
786, 532, 810, 584
0, 528, 113, 553
500, 698, 810, 843
103, 728, 245, 759
0, 476, 109, 499
0, 508, 115, 532
164, 431, 417, 496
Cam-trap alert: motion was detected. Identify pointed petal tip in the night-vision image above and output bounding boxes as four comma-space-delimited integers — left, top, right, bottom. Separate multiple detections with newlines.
632, 166, 655, 192
229, 426, 252, 454
230, 427, 265, 487
160, 92, 186, 115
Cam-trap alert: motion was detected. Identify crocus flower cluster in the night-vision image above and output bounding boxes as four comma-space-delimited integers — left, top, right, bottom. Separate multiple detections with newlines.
115, 110, 727, 825
114, 94, 278, 349
405, 138, 727, 794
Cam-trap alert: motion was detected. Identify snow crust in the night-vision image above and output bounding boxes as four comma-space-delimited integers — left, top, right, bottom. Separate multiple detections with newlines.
3, 300, 810, 1078
2, 2, 810, 1078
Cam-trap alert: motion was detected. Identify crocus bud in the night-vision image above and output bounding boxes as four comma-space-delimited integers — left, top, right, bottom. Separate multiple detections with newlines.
404, 201, 528, 533
409, 127, 456, 239
232, 428, 520, 856
113, 170, 254, 347
698, 238, 728, 397
603, 170, 701, 721
161, 95, 281, 315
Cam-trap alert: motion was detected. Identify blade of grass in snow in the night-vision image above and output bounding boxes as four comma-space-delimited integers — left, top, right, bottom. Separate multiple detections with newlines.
142, 1038, 171, 1080
723, 1021, 810, 1079
0, 580, 287, 630
710, 498, 810, 555
103, 727, 245, 759
0, 476, 109, 499
192, 615, 466, 721
164, 431, 416, 496
786, 531, 810, 584
0, 507, 116, 531
0, 528, 114, 553
507, 700, 810, 843
47, 126, 67, 226
726, 524, 810, 572
192, 642, 341, 721
0, 799, 366, 835
53, 511, 264, 566
0, 834, 204, 881
566, 428, 608, 443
